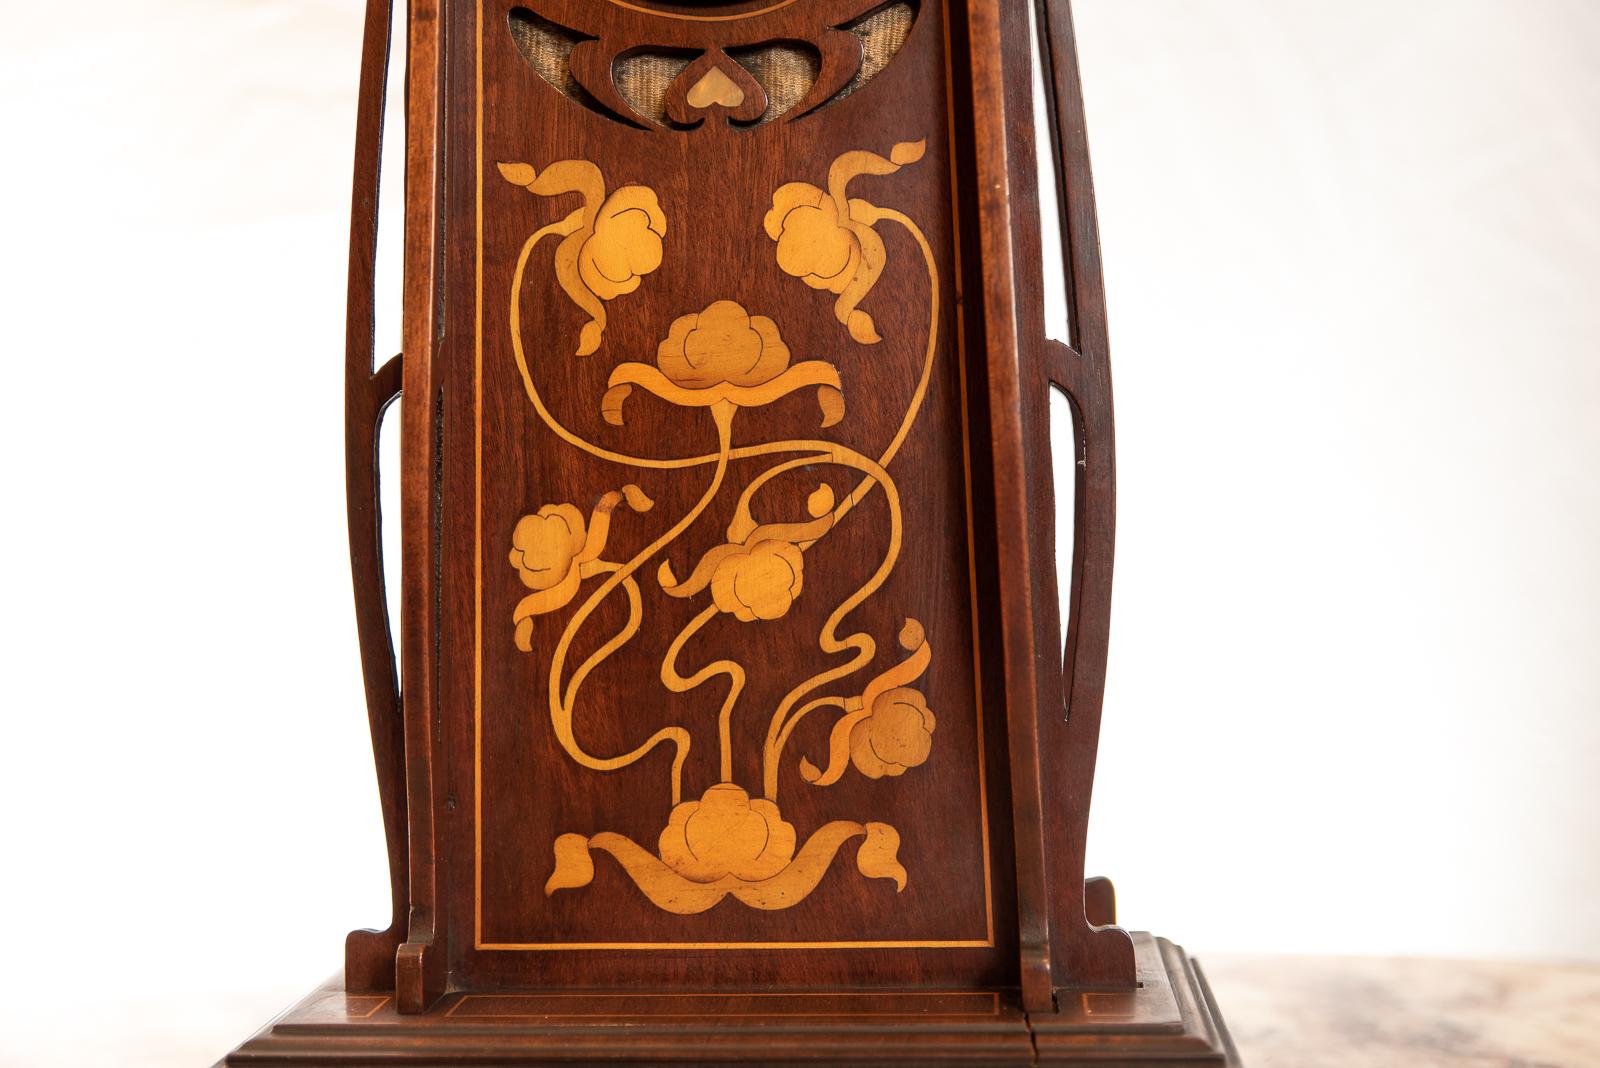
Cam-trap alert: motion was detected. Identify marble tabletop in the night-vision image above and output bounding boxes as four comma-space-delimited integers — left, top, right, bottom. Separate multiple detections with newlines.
1200, 954, 1600, 1067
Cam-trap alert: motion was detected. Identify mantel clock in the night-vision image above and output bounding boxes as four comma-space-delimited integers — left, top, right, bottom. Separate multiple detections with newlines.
225, 1, 1239, 1062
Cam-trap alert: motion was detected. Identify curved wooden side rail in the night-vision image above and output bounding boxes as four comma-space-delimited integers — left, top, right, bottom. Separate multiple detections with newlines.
342, 0, 408, 995
963, 0, 1137, 1006
1033, 0, 1138, 991
344, 354, 404, 993
976, 0, 1140, 996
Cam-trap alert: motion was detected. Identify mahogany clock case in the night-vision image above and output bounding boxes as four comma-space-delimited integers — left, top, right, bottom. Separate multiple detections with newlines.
225, 0, 1237, 1063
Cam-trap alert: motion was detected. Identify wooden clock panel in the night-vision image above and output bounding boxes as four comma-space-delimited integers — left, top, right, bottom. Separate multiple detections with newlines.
431, 0, 1020, 990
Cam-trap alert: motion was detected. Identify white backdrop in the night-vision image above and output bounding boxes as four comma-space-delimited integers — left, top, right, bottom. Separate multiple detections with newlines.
0, 2, 1595, 1065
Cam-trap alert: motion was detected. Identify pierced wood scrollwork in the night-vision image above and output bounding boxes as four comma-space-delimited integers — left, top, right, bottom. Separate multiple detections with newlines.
508, 0, 917, 130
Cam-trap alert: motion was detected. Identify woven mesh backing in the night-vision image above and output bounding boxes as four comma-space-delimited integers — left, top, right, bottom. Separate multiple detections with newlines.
614, 53, 695, 120
727, 42, 819, 123
838, 2, 914, 103
508, 9, 583, 98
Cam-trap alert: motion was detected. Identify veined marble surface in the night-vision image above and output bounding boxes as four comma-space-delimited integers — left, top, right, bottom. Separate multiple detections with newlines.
1201, 955, 1600, 1067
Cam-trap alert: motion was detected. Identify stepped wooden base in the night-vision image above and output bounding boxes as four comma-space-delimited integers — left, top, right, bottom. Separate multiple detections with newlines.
222, 933, 1236, 1066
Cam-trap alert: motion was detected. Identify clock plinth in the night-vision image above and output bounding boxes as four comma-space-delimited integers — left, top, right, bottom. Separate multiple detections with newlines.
226, 933, 1234, 1066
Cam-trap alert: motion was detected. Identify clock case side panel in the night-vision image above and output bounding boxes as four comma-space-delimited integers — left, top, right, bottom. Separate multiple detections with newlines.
964, 0, 1138, 999
397, 0, 449, 1015
342, 0, 409, 995
1031, 0, 1140, 994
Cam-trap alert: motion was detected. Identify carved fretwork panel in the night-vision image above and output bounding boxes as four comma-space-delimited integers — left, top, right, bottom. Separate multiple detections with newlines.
506, 1, 917, 129
438, 0, 1017, 990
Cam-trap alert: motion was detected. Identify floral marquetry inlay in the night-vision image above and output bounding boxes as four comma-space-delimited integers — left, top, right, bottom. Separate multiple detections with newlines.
497, 138, 943, 916
498, 160, 667, 355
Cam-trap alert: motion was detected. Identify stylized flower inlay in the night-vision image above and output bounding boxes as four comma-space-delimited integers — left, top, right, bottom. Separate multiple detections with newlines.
499, 159, 666, 356
770, 192, 860, 294
657, 783, 797, 883
602, 299, 843, 426
579, 186, 666, 302
849, 686, 937, 779
709, 539, 805, 623
657, 299, 791, 390
763, 140, 925, 345
797, 619, 934, 789
545, 808, 906, 913
507, 486, 653, 652
509, 504, 587, 593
